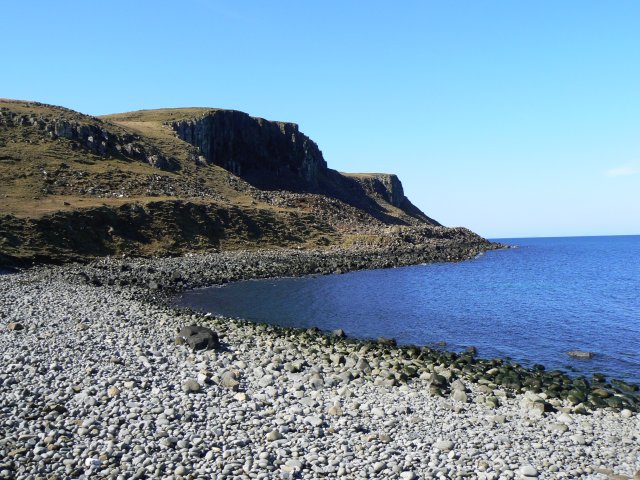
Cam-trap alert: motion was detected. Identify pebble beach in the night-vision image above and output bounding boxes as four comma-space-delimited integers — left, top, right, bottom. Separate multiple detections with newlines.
1, 250, 639, 479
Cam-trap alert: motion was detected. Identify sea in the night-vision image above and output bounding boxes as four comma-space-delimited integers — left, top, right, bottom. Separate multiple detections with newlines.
176, 236, 640, 384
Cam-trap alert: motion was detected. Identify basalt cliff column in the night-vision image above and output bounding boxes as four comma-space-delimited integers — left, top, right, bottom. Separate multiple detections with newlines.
170, 110, 327, 190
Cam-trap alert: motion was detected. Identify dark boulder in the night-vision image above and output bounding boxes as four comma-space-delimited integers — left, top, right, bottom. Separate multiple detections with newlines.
176, 325, 219, 351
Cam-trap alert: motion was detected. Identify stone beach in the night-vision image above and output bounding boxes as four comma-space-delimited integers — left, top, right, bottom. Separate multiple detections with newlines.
1, 248, 639, 479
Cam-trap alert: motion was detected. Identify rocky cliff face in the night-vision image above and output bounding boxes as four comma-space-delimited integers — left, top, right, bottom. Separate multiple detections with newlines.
171, 110, 327, 190
350, 174, 406, 208
168, 110, 439, 225
0, 105, 179, 171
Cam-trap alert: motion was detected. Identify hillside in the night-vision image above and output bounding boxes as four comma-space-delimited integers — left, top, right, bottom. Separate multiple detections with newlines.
0, 99, 488, 266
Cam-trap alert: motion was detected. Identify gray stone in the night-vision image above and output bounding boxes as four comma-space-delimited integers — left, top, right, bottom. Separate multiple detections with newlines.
450, 389, 468, 403
220, 371, 240, 390
371, 407, 385, 417
570, 433, 586, 445
182, 378, 201, 393
548, 423, 568, 433
304, 416, 323, 427
327, 404, 343, 416
258, 374, 275, 388
434, 440, 454, 451
519, 465, 538, 477
373, 461, 386, 473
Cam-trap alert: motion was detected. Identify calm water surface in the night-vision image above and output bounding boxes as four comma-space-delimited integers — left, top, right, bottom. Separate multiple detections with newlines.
177, 236, 640, 383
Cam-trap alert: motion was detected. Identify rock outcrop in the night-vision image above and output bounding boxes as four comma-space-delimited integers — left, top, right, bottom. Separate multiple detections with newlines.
350, 174, 406, 208
0, 104, 179, 171
170, 110, 326, 189
168, 109, 439, 225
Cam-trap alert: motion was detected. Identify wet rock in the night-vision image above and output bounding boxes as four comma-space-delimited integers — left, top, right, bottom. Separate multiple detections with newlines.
567, 351, 594, 359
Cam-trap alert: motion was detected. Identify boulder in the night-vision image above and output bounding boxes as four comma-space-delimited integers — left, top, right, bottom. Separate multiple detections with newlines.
176, 325, 219, 351
567, 351, 594, 359
377, 337, 397, 347
520, 391, 547, 416
331, 329, 346, 338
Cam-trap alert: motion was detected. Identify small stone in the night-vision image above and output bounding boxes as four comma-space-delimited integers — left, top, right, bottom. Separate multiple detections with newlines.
570, 433, 586, 445
174, 465, 187, 476
220, 371, 240, 390
621, 409, 633, 418
285, 459, 303, 470
107, 386, 120, 398
266, 430, 283, 442
304, 416, 323, 427
258, 374, 275, 388
400, 472, 417, 480
519, 465, 538, 477
84, 458, 101, 468
233, 392, 247, 402
451, 389, 468, 403
373, 461, 386, 473
327, 404, 343, 416
548, 423, 568, 434
371, 407, 384, 417
182, 378, 201, 393
434, 440, 454, 451
378, 433, 392, 443
450, 379, 466, 391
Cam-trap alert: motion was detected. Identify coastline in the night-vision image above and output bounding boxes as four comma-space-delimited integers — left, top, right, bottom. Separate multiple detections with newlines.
1, 245, 639, 479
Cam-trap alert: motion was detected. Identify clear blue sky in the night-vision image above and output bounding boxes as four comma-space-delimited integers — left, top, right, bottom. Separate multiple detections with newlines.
3, 1, 639, 238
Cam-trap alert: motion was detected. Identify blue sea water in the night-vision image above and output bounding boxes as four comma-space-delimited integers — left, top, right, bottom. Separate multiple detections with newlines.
177, 236, 640, 384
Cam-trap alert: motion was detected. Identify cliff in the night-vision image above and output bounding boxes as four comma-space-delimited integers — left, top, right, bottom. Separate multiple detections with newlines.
0, 99, 477, 266
171, 110, 327, 190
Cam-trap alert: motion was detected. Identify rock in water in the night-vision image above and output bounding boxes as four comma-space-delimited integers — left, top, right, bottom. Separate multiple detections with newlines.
176, 325, 219, 351
377, 337, 397, 347
567, 350, 594, 359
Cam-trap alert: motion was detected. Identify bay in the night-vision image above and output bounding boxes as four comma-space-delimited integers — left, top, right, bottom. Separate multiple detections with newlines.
176, 235, 640, 383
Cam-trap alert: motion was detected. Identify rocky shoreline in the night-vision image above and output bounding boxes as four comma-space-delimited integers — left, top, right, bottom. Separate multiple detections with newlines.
1, 245, 639, 479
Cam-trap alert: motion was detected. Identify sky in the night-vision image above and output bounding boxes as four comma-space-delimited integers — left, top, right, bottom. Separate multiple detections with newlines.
2, 1, 639, 238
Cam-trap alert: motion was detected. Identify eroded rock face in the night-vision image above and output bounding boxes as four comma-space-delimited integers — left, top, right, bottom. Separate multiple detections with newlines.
170, 110, 327, 190
351, 174, 406, 208
0, 108, 179, 171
